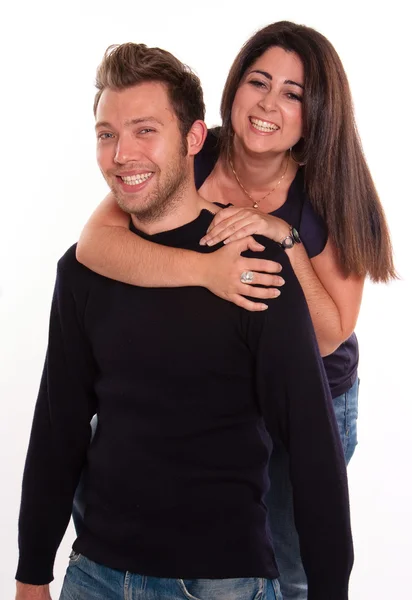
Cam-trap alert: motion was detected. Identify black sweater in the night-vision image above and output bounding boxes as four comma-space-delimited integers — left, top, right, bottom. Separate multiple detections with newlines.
17, 209, 353, 599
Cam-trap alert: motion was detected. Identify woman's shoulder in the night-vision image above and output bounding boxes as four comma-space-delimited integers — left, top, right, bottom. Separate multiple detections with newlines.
287, 169, 328, 259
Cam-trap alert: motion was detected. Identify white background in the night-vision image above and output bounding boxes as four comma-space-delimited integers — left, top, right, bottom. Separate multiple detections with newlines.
1, 1, 411, 598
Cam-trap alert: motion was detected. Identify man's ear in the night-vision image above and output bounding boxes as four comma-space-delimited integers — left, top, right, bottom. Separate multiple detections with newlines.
186, 120, 208, 157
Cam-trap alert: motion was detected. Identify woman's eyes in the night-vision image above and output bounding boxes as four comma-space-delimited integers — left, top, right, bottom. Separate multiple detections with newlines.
248, 79, 268, 89
286, 92, 303, 102
248, 80, 303, 103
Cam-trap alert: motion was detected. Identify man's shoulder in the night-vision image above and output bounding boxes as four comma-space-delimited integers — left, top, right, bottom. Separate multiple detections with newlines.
57, 243, 99, 286
246, 235, 291, 269
243, 236, 309, 312
58, 243, 77, 270
58, 243, 84, 277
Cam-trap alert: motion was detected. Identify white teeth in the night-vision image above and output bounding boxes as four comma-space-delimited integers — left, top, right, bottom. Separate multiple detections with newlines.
250, 118, 279, 132
121, 173, 153, 185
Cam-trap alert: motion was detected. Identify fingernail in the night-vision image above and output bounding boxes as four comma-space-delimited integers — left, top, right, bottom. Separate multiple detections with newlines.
223, 239, 231, 245
206, 240, 215, 246
278, 278, 285, 286
260, 304, 268, 310
199, 239, 206, 246
273, 290, 281, 297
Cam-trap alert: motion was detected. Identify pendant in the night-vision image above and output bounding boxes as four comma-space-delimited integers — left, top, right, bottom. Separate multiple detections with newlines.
253, 202, 259, 209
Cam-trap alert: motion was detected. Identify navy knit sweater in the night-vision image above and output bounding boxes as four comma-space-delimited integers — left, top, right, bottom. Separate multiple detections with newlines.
17, 208, 353, 599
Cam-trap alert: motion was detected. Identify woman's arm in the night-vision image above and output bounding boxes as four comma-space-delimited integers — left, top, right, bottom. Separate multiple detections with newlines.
286, 240, 364, 356
76, 194, 285, 312
200, 207, 364, 356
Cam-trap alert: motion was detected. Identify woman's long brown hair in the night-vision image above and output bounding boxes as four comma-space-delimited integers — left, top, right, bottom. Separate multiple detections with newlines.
219, 21, 396, 282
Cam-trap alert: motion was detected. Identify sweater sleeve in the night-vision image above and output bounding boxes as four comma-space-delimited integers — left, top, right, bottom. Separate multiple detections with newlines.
244, 241, 353, 600
16, 248, 98, 585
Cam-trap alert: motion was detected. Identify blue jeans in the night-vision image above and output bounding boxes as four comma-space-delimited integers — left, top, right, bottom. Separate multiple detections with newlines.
267, 378, 359, 600
59, 552, 283, 600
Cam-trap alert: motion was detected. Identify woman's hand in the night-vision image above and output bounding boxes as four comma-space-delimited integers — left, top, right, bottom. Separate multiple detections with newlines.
201, 236, 285, 311
199, 207, 290, 247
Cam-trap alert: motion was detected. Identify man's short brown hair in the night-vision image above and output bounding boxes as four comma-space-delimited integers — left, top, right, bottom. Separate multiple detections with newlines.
94, 43, 205, 138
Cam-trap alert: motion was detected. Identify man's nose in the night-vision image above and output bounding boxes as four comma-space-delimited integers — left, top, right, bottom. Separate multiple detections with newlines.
114, 135, 141, 165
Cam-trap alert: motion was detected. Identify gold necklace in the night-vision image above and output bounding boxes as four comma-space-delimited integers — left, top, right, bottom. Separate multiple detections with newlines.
229, 150, 290, 209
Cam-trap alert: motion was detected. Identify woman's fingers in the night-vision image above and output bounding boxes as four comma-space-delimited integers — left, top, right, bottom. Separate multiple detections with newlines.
240, 255, 283, 274
203, 236, 285, 312
240, 272, 285, 288
239, 283, 282, 299
230, 296, 270, 312
229, 282, 281, 312
229, 238, 284, 275
222, 225, 261, 244
205, 206, 247, 233
201, 213, 252, 246
201, 218, 260, 246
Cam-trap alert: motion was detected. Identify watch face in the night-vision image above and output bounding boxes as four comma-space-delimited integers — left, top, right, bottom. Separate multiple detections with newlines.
282, 236, 294, 249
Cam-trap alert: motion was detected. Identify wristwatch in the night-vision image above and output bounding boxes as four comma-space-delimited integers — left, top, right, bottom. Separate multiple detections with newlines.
279, 227, 302, 250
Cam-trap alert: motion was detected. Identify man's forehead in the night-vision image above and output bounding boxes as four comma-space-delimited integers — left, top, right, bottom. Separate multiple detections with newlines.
96, 82, 175, 125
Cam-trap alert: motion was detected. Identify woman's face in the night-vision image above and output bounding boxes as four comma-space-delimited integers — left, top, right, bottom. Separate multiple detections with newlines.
231, 46, 304, 156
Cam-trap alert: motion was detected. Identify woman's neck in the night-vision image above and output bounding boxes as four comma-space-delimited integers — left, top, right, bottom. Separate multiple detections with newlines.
199, 137, 300, 211
230, 137, 290, 192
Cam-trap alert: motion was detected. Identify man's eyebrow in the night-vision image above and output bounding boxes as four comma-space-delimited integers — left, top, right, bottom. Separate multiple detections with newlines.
125, 117, 165, 127
95, 116, 164, 129
247, 70, 305, 90
95, 121, 112, 130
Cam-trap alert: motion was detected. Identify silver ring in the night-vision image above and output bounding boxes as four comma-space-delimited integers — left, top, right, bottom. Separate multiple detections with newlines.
240, 270, 254, 284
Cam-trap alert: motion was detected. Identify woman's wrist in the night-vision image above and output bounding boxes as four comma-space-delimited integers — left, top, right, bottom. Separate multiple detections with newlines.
195, 252, 216, 290
267, 217, 290, 244
181, 251, 211, 288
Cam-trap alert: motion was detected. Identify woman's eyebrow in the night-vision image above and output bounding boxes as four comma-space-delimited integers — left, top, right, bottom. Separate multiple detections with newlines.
249, 69, 272, 80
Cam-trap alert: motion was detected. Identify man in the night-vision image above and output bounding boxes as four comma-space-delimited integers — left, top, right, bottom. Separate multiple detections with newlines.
16, 43, 353, 600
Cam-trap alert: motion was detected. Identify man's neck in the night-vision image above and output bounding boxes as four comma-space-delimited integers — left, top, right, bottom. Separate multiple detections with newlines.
131, 185, 213, 236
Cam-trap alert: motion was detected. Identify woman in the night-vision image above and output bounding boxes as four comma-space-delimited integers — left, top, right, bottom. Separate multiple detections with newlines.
75, 21, 395, 600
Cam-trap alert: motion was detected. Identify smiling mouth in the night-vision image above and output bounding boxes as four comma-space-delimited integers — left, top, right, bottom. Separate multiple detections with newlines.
118, 172, 154, 186
249, 117, 279, 132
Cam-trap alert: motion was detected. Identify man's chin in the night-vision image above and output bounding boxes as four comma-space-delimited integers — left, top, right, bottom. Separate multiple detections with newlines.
114, 193, 163, 222
112, 190, 143, 215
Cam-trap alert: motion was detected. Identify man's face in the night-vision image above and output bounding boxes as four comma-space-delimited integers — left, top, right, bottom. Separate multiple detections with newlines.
95, 82, 189, 222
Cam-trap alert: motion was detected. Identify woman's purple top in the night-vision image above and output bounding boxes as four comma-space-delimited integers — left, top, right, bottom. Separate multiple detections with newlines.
195, 129, 358, 398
